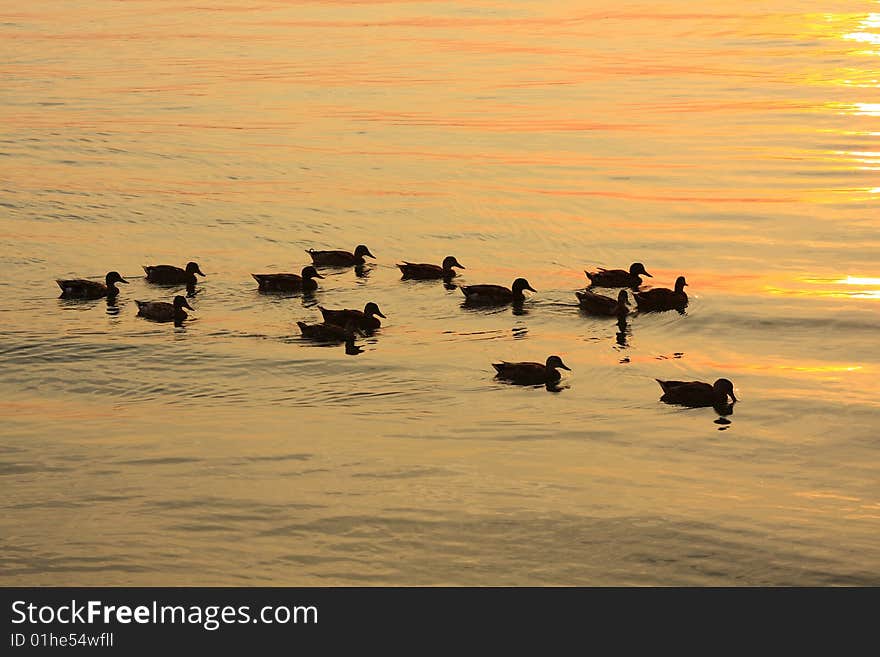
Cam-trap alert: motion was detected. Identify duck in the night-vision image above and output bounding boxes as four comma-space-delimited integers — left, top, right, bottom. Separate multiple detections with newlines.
633, 276, 688, 312
252, 265, 324, 292
306, 245, 375, 267
460, 278, 536, 305
56, 271, 128, 299
135, 295, 194, 323
585, 262, 652, 288
143, 261, 205, 286
576, 289, 629, 318
492, 355, 571, 386
318, 302, 386, 331
655, 378, 737, 408
397, 256, 465, 280
297, 320, 360, 343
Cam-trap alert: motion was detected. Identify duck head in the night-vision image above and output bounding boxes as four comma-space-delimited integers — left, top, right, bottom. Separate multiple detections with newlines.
106, 271, 129, 286
512, 278, 537, 295
301, 265, 324, 280
545, 355, 571, 371
354, 245, 375, 259
617, 290, 630, 305
713, 378, 737, 403
630, 262, 652, 277
186, 262, 206, 277
442, 256, 465, 271
674, 276, 688, 292
363, 302, 386, 318
173, 295, 194, 311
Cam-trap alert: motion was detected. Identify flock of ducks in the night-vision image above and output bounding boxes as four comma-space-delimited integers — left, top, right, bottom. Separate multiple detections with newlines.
56, 244, 737, 413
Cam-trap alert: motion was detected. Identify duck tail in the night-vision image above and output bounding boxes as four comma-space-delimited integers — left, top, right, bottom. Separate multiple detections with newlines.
55, 280, 65, 289
655, 378, 670, 391
491, 363, 506, 373
142, 266, 150, 275
296, 321, 308, 333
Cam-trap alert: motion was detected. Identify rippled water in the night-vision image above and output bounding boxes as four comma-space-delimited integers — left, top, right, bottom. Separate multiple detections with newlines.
1, 1, 878, 585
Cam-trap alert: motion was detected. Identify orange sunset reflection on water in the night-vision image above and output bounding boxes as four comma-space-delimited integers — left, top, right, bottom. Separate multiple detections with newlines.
0, 0, 878, 586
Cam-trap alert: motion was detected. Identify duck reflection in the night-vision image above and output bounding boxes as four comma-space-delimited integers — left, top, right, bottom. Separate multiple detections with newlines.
105, 296, 121, 316
459, 300, 509, 316
615, 316, 630, 347
713, 402, 735, 430
344, 338, 364, 356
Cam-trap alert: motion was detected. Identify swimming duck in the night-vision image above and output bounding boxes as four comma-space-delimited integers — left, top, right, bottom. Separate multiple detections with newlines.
460, 278, 536, 304
143, 261, 205, 286
585, 262, 652, 288
252, 265, 324, 292
492, 355, 571, 386
135, 295, 194, 323
56, 271, 128, 299
319, 302, 386, 331
397, 256, 465, 280
306, 245, 375, 267
297, 320, 360, 342
655, 378, 737, 408
633, 276, 688, 312
576, 289, 630, 318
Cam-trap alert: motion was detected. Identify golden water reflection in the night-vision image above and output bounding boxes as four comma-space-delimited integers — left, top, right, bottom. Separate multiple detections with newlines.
767, 276, 880, 300
2, 0, 879, 586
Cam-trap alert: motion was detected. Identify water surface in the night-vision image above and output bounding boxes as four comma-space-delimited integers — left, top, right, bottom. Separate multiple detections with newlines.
1, 0, 878, 585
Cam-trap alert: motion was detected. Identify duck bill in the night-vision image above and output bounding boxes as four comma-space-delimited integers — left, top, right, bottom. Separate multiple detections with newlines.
376, 310, 387, 318
314, 272, 325, 279
730, 392, 738, 403
183, 301, 194, 311
196, 268, 206, 277
365, 250, 376, 259
454, 261, 465, 269
559, 363, 571, 371
118, 278, 129, 284
644, 272, 653, 278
